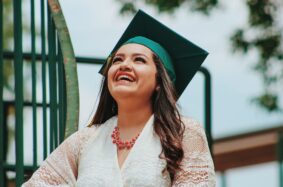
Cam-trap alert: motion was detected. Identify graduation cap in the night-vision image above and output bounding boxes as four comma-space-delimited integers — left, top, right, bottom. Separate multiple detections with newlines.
99, 10, 208, 97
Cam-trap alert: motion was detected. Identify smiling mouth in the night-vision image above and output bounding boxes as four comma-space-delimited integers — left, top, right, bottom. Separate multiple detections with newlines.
115, 74, 135, 82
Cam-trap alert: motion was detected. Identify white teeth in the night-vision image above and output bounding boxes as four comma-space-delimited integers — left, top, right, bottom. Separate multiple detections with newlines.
117, 75, 134, 82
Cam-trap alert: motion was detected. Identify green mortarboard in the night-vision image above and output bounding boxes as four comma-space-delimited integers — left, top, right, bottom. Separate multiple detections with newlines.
99, 10, 208, 97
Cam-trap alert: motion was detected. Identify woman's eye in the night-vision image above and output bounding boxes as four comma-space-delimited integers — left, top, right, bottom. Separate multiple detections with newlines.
112, 57, 122, 64
135, 57, 146, 63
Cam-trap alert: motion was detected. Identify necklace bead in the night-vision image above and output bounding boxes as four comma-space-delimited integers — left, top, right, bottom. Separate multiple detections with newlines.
111, 126, 140, 150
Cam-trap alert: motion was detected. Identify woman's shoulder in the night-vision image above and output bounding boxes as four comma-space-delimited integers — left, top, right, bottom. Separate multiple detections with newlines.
180, 116, 209, 153
60, 125, 97, 150
174, 116, 215, 186
180, 116, 204, 133
78, 125, 96, 135
70, 125, 96, 139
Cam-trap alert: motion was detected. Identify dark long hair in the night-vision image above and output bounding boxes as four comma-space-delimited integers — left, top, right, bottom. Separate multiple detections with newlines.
89, 53, 185, 181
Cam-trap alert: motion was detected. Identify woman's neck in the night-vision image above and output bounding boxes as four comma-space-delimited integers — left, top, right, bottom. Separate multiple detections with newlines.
116, 101, 153, 129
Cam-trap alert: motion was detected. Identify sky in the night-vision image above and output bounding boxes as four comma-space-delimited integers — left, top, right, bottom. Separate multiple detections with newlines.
5, 0, 283, 186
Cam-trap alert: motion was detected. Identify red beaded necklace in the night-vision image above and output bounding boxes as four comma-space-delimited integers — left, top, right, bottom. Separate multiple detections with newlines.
111, 126, 140, 150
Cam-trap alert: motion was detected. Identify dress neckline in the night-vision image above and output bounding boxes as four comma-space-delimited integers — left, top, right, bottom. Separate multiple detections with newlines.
111, 115, 154, 171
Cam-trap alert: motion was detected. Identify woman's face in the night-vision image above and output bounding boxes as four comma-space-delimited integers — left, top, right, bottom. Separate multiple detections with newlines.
107, 43, 158, 102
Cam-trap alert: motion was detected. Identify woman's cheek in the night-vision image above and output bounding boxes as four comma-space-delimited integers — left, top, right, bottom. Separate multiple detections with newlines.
107, 67, 116, 81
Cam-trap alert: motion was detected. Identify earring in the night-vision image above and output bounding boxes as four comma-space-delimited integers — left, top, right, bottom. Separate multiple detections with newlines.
155, 86, 160, 92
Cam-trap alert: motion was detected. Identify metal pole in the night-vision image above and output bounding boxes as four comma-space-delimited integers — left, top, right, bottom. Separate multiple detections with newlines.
41, 0, 48, 159
199, 67, 213, 156
278, 132, 283, 187
57, 42, 66, 143
0, 0, 5, 186
30, 0, 38, 170
47, 6, 58, 151
220, 171, 227, 187
1, 104, 9, 187
3, 51, 107, 65
13, 0, 24, 185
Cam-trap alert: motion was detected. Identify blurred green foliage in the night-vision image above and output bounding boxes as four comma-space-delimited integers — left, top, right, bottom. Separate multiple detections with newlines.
117, 0, 217, 15
2, 0, 31, 94
2, 0, 14, 92
230, 0, 283, 112
116, 0, 283, 112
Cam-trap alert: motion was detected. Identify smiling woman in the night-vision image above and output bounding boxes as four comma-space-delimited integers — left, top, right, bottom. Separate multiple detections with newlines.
22, 10, 215, 187
108, 44, 158, 102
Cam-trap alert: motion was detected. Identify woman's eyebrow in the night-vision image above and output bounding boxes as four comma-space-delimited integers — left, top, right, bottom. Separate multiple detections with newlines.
132, 53, 149, 60
114, 53, 150, 60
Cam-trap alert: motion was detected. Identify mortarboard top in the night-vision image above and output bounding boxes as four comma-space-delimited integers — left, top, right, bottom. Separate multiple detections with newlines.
99, 10, 208, 97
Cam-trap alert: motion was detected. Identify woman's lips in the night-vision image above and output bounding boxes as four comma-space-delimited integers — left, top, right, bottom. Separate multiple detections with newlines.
115, 72, 136, 82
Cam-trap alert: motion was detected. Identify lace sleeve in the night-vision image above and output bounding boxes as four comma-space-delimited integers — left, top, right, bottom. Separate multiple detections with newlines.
172, 118, 216, 187
22, 127, 94, 187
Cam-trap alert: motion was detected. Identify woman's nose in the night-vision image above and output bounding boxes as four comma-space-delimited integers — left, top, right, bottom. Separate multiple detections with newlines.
119, 59, 132, 71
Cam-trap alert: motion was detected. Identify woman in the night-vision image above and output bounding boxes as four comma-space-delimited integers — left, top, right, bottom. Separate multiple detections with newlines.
23, 10, 215, 186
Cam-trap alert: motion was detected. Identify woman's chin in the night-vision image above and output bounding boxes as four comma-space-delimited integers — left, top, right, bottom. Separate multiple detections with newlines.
111, 87, 137, 98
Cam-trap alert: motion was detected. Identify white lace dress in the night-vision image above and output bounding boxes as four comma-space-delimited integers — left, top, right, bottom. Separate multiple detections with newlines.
22, 116, 216, 187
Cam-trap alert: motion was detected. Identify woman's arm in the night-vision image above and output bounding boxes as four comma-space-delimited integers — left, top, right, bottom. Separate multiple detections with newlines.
22, 127, 94, 187
172, 118, 216, 187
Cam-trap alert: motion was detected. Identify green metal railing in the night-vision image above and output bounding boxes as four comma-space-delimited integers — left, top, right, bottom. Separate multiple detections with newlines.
47, 6, 58, 152
41, 0, 48, 159
0, 0, 4, 185
0, 0, 70, 186
30, 0, 37, 172
13, 0, 24, 185
199, 67, 213, 155
48, 0, 80, 139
